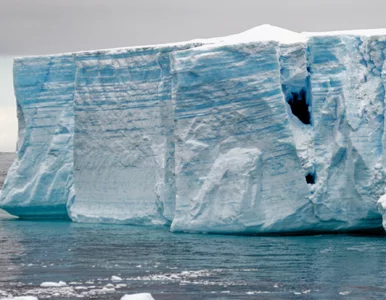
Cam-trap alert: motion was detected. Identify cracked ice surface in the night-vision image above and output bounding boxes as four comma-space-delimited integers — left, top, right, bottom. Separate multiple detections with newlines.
68, 42, 207, 225
170, 40, 311, 233
306, 32, 386, 230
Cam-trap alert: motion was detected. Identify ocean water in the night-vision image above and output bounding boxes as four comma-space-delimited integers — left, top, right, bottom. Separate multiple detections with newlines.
1, 214, 386, 300
0, 152, 15, 189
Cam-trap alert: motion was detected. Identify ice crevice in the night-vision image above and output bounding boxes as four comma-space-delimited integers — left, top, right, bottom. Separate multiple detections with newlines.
3, 25, 386, 234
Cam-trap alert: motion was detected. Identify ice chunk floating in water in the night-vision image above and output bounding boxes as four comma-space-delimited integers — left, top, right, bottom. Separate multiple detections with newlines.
40, 281, 67, 288
121, 294, 155, 300
3, 25, 386, 234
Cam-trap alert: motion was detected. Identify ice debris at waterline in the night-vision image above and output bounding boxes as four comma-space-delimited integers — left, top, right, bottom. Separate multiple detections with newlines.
0, 297, 38, 300
121, 294, 155, 300
3, 24, 386, 234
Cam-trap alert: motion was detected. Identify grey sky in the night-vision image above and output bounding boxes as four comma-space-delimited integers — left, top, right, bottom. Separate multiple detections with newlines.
1, 0, 386, 55
1, 0, 386, 152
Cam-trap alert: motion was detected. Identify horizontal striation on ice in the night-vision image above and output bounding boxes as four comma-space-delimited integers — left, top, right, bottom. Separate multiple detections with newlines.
68, 43, 207, 225
307, 33, 386, 230
170, 41, 313, 233
0, 55, 75, 219
3, 25, 386, 233
67, 25, 310, 227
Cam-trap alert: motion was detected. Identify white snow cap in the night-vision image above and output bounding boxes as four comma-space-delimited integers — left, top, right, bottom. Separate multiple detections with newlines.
303, 28, 386, 37
121, 294, 155, 300
197, 24, 306, 50
228, 24, 306, 44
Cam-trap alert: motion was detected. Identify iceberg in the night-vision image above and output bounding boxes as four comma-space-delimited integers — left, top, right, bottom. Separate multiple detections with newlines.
304, 30, 386, 231
2, 25, 386, 233
69, 42, 208, 225
170, 28, 313, 233
0, 55, 75, 219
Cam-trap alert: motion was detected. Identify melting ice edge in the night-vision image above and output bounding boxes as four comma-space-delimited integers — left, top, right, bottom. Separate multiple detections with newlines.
3, 24, 386, 234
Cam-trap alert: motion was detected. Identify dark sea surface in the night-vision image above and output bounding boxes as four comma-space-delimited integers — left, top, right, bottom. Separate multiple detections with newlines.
1, 153, 386, 299
0, 152, 15, 189
1, 215, 386, 300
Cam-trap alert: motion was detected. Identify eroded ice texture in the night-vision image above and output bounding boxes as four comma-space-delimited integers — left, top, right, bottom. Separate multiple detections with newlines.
68, 43, 206, 225
0, 55, 75, 219
170, 41, 312, 233
306, 32, 386, 230
3, 25, 386, 233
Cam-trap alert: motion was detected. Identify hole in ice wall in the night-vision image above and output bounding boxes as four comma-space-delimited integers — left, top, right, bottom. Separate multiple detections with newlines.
305, 173, 315, 184
287, 88, 311, 125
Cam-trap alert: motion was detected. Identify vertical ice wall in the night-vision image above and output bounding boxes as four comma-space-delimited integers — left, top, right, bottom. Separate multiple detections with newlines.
170, 39, 313, 234
0, 55, 75, 219
68, 43, 206, 225
306, 32, 386, 230
2, 25, 386, 233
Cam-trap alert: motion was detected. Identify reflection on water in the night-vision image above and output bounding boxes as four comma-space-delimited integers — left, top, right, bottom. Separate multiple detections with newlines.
1, 217, 386, 299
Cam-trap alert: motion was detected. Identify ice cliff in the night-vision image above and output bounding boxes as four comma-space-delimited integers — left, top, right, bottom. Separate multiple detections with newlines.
0, 55, 75, 219
2, 25, 386, 234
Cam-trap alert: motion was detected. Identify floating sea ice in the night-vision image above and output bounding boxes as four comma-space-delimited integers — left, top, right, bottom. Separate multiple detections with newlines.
121, 294, 155, 300
339, 291, 351, 296
111, 275, 123, 281
40, 281, 67, 287
0, 297, 39, 300
87, 287, 115, 295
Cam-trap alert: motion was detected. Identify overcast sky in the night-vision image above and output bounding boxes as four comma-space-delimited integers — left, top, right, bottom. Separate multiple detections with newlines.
1, 0, 386, 151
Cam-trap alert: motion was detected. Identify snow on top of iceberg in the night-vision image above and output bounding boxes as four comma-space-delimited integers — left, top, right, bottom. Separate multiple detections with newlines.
13, 37, 208, 61
15, 24, 305, 61
196, 24, 306, 50
303, 28, 386, 37
14, 25, 386, 61
220, 24, 306, 45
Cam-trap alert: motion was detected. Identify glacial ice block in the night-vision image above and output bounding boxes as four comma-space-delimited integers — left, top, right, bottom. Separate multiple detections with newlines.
68, 42, 207, 225
305, 31, 386, 230
170, 40, 313, 233
3, 25, 386, 233
0, 55, 75, 219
